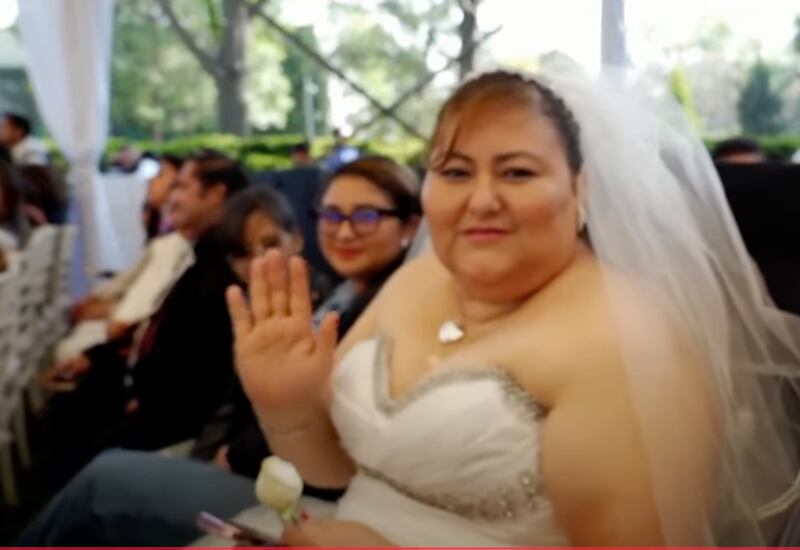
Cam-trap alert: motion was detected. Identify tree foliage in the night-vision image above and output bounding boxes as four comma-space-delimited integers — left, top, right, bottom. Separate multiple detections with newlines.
669, 65, 701, 131
112, 0, 293, 138
326, 0, 463, 139
738, 59, 784, 135
281, 26, 329, 137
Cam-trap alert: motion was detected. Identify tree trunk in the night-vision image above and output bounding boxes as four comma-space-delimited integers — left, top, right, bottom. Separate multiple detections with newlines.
217, 0, 249, 135
457, 0, 478, 81
216, 73, 248, 135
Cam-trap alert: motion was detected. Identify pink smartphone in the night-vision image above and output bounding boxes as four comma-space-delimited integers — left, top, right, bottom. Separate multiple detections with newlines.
196, 511, 284, 546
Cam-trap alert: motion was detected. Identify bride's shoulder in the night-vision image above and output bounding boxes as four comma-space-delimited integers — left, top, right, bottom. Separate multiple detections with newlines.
567, 268, 710, 396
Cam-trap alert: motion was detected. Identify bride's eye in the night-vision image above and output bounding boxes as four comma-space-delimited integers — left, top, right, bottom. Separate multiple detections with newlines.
503, 168, 536, 181
439, 167, 471, 180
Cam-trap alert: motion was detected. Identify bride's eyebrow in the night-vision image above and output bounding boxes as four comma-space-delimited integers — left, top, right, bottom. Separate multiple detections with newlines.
439, 151, 473, 164
495, 151, 541, 163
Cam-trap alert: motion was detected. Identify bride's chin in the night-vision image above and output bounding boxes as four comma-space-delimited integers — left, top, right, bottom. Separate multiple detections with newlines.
453, 260, 518, 291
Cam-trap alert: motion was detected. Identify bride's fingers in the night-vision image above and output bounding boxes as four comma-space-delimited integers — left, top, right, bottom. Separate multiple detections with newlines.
288, 256, 312, 320
226, 285, 253, 340
266, 249, 289, 316
249, 256, 271, 322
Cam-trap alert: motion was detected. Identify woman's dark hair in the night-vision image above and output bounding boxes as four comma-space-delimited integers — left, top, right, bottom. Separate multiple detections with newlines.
187, 149, 249, 197
321, 156, 422, 220
17, 164, 68, 224
428, 70, 583, 174
0, 160, 31, 243
160, 153, 184, 172
4, 113, 31, 136
220, 186, 298, 258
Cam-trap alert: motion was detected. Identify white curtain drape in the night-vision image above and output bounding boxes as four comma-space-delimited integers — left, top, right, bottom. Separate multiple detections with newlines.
17, 0, 116, 292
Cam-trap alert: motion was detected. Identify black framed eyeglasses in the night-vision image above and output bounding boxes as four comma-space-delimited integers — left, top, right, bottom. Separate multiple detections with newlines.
315, 206, 402, 236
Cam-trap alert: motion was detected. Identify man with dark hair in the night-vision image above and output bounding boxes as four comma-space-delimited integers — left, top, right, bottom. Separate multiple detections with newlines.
0, 112, 48, 165
55, 155, 187, 363
290, 141, 313, 168
40, 150, 249, 481
712, 137, 765, 164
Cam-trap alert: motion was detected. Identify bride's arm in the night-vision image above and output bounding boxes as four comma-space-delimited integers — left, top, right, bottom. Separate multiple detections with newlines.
540, 316, 716, 545
261, 295, 383, 489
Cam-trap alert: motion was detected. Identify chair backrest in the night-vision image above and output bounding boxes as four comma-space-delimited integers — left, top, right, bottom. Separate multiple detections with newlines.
17, 226, 59, 361
0, 258, 20, 419
50, 224, 78, 308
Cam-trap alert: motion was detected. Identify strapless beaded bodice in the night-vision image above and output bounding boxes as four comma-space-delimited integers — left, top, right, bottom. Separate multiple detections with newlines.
330, 336, 569, 546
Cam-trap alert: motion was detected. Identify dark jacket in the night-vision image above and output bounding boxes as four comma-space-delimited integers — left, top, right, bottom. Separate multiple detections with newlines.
85, 229, 238, 448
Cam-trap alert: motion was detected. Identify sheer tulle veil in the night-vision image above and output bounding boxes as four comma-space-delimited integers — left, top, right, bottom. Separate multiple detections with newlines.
410, 61, 800, 544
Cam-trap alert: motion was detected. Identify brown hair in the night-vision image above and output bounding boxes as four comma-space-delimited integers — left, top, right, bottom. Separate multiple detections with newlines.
323, 156, 422, 220
186, 149, 249, 197
428, 70, 583, 174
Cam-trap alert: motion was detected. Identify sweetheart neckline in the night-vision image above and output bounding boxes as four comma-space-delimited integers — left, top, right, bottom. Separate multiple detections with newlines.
367, 334, 546, 420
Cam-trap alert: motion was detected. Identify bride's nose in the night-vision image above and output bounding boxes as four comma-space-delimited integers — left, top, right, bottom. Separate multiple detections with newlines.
466, 177, 503, 216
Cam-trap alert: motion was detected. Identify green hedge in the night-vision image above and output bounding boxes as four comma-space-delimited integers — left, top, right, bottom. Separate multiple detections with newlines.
44, 133, 800, 173
102, 133, 427, 172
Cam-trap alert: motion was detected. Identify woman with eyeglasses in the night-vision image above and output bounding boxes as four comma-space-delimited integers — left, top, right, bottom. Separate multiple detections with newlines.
313, 156, 421, 322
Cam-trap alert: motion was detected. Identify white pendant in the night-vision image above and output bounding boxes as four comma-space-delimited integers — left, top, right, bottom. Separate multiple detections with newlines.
438, 320, 466, 345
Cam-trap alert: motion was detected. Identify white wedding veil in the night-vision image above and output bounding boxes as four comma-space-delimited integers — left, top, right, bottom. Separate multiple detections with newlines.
412, 61, 800, 545
536, 62, 800, 545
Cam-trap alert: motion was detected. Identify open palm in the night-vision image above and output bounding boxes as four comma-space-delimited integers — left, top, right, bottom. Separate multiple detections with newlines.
226, 250, 338, 414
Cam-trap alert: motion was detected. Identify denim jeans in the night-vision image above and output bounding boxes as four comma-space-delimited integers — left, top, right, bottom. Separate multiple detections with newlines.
17, 449, 258, 546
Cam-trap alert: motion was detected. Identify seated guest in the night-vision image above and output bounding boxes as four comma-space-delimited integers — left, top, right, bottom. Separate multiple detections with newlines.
0, 112, 48, 166
17, 163, 68, 224
142, 154, 182, 241
323, 128, 360, 171
18, 156, 422, 547
712, 137, 765, 164
38, 150, 247, 482
108, 144, 143, 174
291, 141, 314, 168
55, 157, 189, 361
0, 160, 31, 249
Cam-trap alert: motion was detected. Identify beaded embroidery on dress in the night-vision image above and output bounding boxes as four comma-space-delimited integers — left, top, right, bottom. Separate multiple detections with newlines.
330, 336, 569, 547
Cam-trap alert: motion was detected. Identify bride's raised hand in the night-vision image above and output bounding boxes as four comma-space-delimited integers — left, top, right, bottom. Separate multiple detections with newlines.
226, 250, 338, 417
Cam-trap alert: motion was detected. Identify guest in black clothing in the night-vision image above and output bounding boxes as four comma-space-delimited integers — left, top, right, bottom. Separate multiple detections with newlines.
38, 150, 248, 481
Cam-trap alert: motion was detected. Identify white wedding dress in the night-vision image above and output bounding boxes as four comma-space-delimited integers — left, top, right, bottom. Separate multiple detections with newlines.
330, 336, 569, 546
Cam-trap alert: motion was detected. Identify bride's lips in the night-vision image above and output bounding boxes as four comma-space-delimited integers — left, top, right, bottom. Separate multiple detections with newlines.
462, 227, 510, 243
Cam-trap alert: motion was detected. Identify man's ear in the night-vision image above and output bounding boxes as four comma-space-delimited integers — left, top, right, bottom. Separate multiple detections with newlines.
207, 183, 228, 206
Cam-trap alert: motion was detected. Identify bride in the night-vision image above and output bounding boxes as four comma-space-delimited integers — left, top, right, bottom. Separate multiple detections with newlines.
228, 67, 800, 546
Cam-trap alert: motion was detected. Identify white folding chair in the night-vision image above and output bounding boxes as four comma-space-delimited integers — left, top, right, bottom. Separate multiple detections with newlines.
17, 226, 59, 384
0, 260, 21, 504
43, 224, 78, 348
12, 226, 59, 461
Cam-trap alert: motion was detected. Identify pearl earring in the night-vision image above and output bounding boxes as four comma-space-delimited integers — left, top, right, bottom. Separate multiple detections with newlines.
577, 206, 587, 233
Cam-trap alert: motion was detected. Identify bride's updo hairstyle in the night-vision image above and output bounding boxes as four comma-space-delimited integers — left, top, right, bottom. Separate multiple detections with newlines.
428, 70, 584, 176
